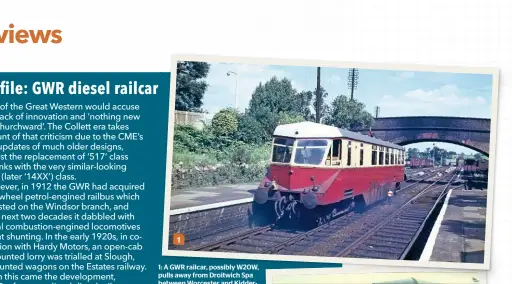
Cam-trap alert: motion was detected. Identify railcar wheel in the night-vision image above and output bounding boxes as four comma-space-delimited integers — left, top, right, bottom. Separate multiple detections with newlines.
354, 196, 367, 213
250, 201, 275, 227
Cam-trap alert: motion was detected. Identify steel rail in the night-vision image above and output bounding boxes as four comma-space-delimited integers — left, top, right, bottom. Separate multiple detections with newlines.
398, 170, 459, 259
334, 169, 457, 257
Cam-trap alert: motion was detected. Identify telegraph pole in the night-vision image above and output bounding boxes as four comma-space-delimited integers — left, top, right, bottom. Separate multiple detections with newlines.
315, 67, 321, 123
374, 106, 380, 118
347, 68, 359, 100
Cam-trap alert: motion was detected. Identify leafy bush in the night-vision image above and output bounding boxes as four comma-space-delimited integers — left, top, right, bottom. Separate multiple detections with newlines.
211, 108, 238, 136
172, 162, 267, 189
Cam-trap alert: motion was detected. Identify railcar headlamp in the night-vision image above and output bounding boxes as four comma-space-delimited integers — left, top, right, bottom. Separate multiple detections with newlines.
271, 180, 277, 190
264, 181, 271, 187
312, 185, 319, 192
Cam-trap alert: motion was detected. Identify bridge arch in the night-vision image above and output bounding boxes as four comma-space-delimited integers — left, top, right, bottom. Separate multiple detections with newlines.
356, 116, 491, 156
396, 138, 487, 156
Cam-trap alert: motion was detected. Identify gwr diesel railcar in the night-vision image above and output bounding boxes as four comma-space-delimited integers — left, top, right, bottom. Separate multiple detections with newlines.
252, 121, 406, 226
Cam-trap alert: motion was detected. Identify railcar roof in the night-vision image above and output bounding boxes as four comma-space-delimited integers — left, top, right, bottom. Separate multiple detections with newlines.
273, 121, 404, 150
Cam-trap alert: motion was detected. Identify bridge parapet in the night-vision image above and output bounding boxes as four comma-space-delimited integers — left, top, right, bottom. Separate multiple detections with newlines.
364, 116, 490, 132
356, 116, 491, 155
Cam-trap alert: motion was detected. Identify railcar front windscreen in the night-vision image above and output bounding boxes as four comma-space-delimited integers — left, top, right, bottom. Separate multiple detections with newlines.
271, 137, 294, 163
294, 139, 329, 165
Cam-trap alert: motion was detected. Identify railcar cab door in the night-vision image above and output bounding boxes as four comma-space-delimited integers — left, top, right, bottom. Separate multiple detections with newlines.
325, 139, 342, 166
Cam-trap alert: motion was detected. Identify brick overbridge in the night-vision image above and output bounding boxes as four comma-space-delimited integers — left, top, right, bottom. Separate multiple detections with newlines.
356, 116, 491, 155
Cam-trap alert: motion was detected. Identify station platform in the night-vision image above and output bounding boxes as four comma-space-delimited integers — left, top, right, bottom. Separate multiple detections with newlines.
169, 183, 257, 211
420, 189, 487, 264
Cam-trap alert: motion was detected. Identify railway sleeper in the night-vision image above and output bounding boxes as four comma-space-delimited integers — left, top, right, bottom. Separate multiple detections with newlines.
263, 231, 301, 238
249, 235, 283, 242
396, 213, 428, 219
391, 216, 425, 223
390, 219, 424, 226
336, 237, 363, 247
371, 235, 412, 244
360, 243, 407, 255
236, 238, 281, 247
222, 244, 264, 253
378, 227, 418, 235
329, 244, 351, 255
346, 232, 368, 240
384, 224, 420, 232
280, 248, 305, 255
413, 198, 439, 204
320, 227, 343, 234
387, 223, 421, 231
310, 232, 333, 238
364, 239, 411, 248
393, 217, 427, 223
374, 231, 413, 240
291, 240, 314, 248
381, 224, 421, 231
348, 249, 399, 260
400, 210, 432, 216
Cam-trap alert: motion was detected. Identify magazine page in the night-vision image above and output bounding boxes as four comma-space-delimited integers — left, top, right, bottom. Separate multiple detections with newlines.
0, 1, 509, 283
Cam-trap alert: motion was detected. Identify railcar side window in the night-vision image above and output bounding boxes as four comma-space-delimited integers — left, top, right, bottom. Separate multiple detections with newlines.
360, 146, 364, 166
347, 141, 352, 166
378, 146, 384, 165
325, 148, 332, 166
271, 137, 294, 163
371, 145, 377, 165
385, 148, 390, 165
332, 139, 341, 160
391, 150, 394, 165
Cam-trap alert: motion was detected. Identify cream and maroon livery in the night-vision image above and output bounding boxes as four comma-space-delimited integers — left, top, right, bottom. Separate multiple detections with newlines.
254, 121, 406, 217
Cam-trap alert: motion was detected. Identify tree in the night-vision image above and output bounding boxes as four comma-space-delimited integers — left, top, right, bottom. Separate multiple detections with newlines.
175, 61, 210, 111
211, 108, 238, 136
276, 112, 305, 125
447, 151, 457, 158
474, 153, 482, 160
313, 87, 329, 123
324, 94, 374, 130
235, 113, 268, 144
295, 90, 315, 121
430, 147, 448, 164
247, 76, 303, 137
407, 148, 420, 159
425, 148, 431, 159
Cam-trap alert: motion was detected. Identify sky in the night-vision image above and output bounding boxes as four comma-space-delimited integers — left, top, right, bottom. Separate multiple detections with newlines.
198, 62, 494, 155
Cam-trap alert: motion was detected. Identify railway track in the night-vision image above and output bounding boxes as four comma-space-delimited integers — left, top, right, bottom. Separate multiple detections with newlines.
330, 169, 460, 260
193, 168, 453, 255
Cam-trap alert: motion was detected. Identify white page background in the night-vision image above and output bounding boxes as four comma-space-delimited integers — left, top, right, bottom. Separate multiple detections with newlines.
1, 0, 509, 282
